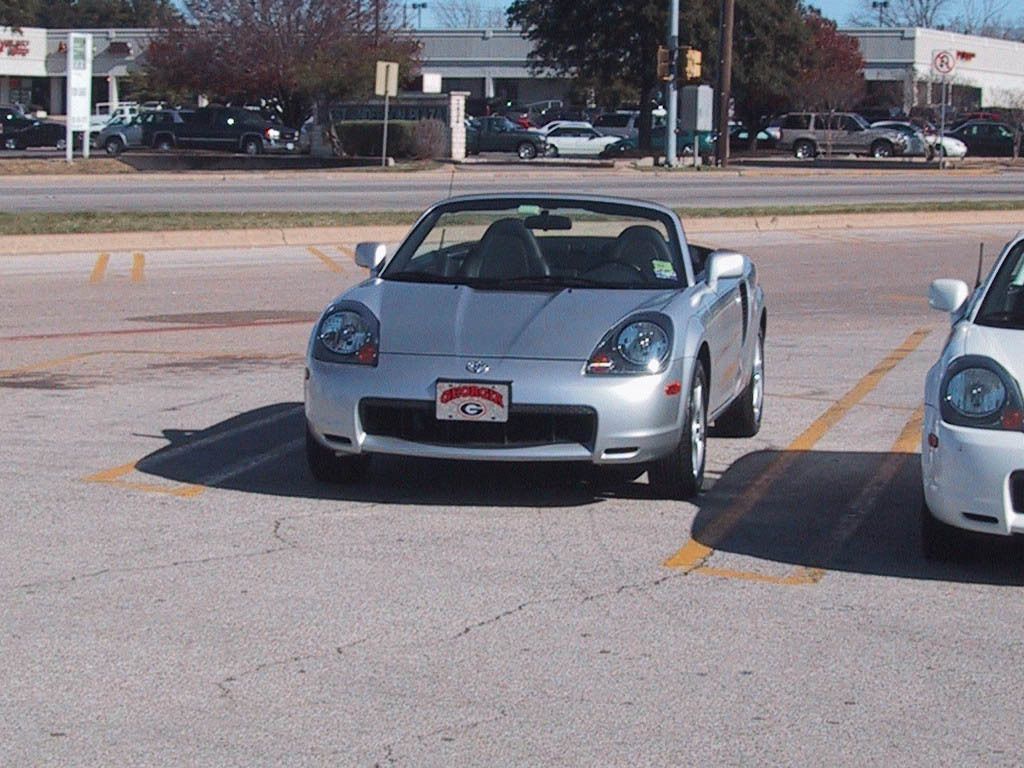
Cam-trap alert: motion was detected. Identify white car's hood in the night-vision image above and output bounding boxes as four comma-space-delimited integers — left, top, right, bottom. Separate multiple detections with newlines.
343, 280, 680, 360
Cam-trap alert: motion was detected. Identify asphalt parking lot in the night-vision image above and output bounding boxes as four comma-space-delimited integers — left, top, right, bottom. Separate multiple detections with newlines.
4, 217, 1024, 765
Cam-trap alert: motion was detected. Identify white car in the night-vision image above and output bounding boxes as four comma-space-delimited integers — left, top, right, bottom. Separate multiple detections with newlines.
922, 232, 1024, 558
544, 125, 621, 157
540, 120, 593, 134
928, 133, 968, 158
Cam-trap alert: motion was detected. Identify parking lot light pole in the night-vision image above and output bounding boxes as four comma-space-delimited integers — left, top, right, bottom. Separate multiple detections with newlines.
665, 0, 679, 167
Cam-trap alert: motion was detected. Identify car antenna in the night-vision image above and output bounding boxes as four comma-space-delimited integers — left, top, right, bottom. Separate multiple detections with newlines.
975, 242, 985, 288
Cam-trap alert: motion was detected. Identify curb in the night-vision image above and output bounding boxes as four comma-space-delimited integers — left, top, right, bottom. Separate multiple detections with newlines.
4, 209, 1024, 256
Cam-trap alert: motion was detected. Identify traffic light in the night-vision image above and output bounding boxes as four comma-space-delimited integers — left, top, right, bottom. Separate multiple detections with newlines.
684, 48, 702, 81
657, 46, 671, 82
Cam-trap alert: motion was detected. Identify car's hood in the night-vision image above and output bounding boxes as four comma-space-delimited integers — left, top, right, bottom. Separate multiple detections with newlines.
956, 324, 1024, 385
344, 280, 679, 360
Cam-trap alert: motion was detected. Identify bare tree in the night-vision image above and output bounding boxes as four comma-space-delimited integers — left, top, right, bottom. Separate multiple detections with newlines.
432, 0, 506, 28
950, 0, 1010, 34
848, 0, 952, 27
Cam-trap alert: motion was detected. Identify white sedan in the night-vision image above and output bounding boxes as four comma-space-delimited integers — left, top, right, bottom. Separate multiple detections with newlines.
922, 232, 1024, 558
544, 125, 621, 157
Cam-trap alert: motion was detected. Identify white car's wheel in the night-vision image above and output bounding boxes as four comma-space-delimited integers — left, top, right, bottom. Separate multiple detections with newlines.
920, 497, 965, 561
649, 361, 707, 499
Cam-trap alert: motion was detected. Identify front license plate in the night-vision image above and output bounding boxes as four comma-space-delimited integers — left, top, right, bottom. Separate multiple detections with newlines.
436, 381, 510, 423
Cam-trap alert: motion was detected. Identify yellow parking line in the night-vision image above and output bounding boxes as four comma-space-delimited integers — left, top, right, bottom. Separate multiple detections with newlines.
130, 252, 145, 283
337, 244, 355, 258
664, 327, 931, 574
89, 253, 109, 284
309, 245, 344, 273
83, 461, 204, 498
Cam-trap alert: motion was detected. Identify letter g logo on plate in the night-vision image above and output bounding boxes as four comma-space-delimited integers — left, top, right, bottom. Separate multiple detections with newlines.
459, 402, 485, 417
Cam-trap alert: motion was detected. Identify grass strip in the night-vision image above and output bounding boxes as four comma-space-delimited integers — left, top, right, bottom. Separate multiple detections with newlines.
2, 199, 1024, 236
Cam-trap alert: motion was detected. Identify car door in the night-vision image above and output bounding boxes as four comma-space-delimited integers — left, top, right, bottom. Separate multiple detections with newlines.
178, 108, 212, 148
840, 115, 869, 153
695, 254, 747, 414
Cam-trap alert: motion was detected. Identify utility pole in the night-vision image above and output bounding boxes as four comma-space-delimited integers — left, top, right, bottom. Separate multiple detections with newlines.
374, 0, 380, 46
871, 0, 889, 27
665, 0, 679, 167
715, 0, 734, 167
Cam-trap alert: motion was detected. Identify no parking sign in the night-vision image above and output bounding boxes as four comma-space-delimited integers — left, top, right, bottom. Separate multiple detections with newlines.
932, 50, 956, 76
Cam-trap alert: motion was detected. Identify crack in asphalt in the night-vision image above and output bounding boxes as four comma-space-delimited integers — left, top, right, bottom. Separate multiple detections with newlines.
216, 637, 371, 702
452, 571, 683, 640
15, 518, 298, 592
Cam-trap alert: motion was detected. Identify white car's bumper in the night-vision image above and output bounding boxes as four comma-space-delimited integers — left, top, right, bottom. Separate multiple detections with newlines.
922, 404, 1024, 535
306, 352, 688, 464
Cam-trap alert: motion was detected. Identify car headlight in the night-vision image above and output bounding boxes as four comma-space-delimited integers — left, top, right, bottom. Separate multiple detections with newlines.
264, 127, 281, 140
940, 356, 1023, 430
586, 314, 672, 375
313, 303, 379, 366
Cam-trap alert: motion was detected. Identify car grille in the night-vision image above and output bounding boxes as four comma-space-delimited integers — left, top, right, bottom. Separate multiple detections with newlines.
1012, 471, 1024, 514
359, 398, 597, 449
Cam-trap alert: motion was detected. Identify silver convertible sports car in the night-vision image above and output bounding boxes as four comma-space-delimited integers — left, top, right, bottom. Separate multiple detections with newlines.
304, 194, 766, 498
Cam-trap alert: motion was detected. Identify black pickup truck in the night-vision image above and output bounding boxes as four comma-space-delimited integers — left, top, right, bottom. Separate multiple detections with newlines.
148, 106, 298, 155
466, 116, 548, 159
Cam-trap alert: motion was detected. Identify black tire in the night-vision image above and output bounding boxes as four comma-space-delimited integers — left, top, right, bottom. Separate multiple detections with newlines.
793, 139, 815, 159
712, 323, 764, 438
55, 138, 67, 151
920, 498, 964, 561
154, 136, 174, 151
649, 361, 708, 499
870, 140, 893, 158
242, 137, 262, 156
517, 142, 538, 160
105, 136, 124, 156
306, 426, 368, 484
546, 144, 559, 158
4, 137, 21, 150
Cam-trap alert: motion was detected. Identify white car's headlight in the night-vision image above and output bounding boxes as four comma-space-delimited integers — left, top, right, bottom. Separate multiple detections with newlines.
587, 314, 672, 375
940, 356, 1023, 430
313, 303, 379, 366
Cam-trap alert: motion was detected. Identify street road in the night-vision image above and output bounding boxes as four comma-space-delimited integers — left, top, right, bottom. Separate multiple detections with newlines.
1, 165, 1023, 212
3, 217, 1024, 765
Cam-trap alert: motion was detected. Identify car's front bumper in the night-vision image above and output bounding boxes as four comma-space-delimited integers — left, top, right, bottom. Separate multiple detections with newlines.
306, 352, 687, 464
922, 404, 1024, 535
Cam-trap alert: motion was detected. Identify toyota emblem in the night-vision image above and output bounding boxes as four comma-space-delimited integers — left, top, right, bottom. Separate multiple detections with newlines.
466, 360, 490, 375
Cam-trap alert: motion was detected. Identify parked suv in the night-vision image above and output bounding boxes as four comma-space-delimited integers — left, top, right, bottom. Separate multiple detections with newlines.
151, 106, 298, 155
778, 112, 908, 159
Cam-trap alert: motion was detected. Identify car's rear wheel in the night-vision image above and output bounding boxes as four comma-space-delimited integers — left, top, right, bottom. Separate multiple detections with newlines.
105, 136, 124, 156
55, 138, 67, 150
306, 425, 368, 484
4, 137, 21, 150
712, 324, 764, 437
649, 361, 707, 499
920, 497, 965, 561
517, 142, 537, 160
154, 136, 173, 151
243, 137, 262, 156
871, 140, 894, 158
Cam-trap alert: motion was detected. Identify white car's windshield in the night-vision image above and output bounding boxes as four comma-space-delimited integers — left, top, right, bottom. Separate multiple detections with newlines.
977, 240, 1024, 330
384, 199, 686, 290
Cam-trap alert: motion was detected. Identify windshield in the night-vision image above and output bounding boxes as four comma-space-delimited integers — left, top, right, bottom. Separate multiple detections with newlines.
976, 240, 1024, 330
383, 199, 686, 290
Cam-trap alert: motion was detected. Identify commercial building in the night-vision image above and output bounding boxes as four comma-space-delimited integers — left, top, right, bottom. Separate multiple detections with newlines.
841, 26, 1024, 112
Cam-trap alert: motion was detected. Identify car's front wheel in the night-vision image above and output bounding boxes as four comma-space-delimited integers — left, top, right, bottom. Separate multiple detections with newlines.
154, 136, 174, 151
105, 136, 124, 156
546, 144, 559, 158
306, 425, 368, 484
517, 142, 538, 160
712, 324, 764, 437
4, 137, 20, 150
242, 137, 262, 156
649, 361, 707, 499
871, 140, 894, 158
793, 139, 815, 159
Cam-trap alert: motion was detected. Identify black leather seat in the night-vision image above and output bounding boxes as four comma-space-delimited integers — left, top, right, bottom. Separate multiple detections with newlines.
608, 225, 672, 279
459, 218, 550, 279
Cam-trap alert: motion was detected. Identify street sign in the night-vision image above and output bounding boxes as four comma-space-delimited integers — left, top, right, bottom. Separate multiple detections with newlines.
375, 61, 398, 97
66, 32, 93, 161
932, 49, 956, 75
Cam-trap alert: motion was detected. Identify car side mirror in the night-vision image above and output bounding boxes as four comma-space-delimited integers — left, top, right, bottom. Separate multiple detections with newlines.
355, 242, 387, 272
929, 279, 969, 316
706, 250, 746, 291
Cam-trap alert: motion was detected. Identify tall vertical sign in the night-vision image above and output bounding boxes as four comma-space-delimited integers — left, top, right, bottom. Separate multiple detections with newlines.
375, 61, 398, 167
66, 32, 93, 162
